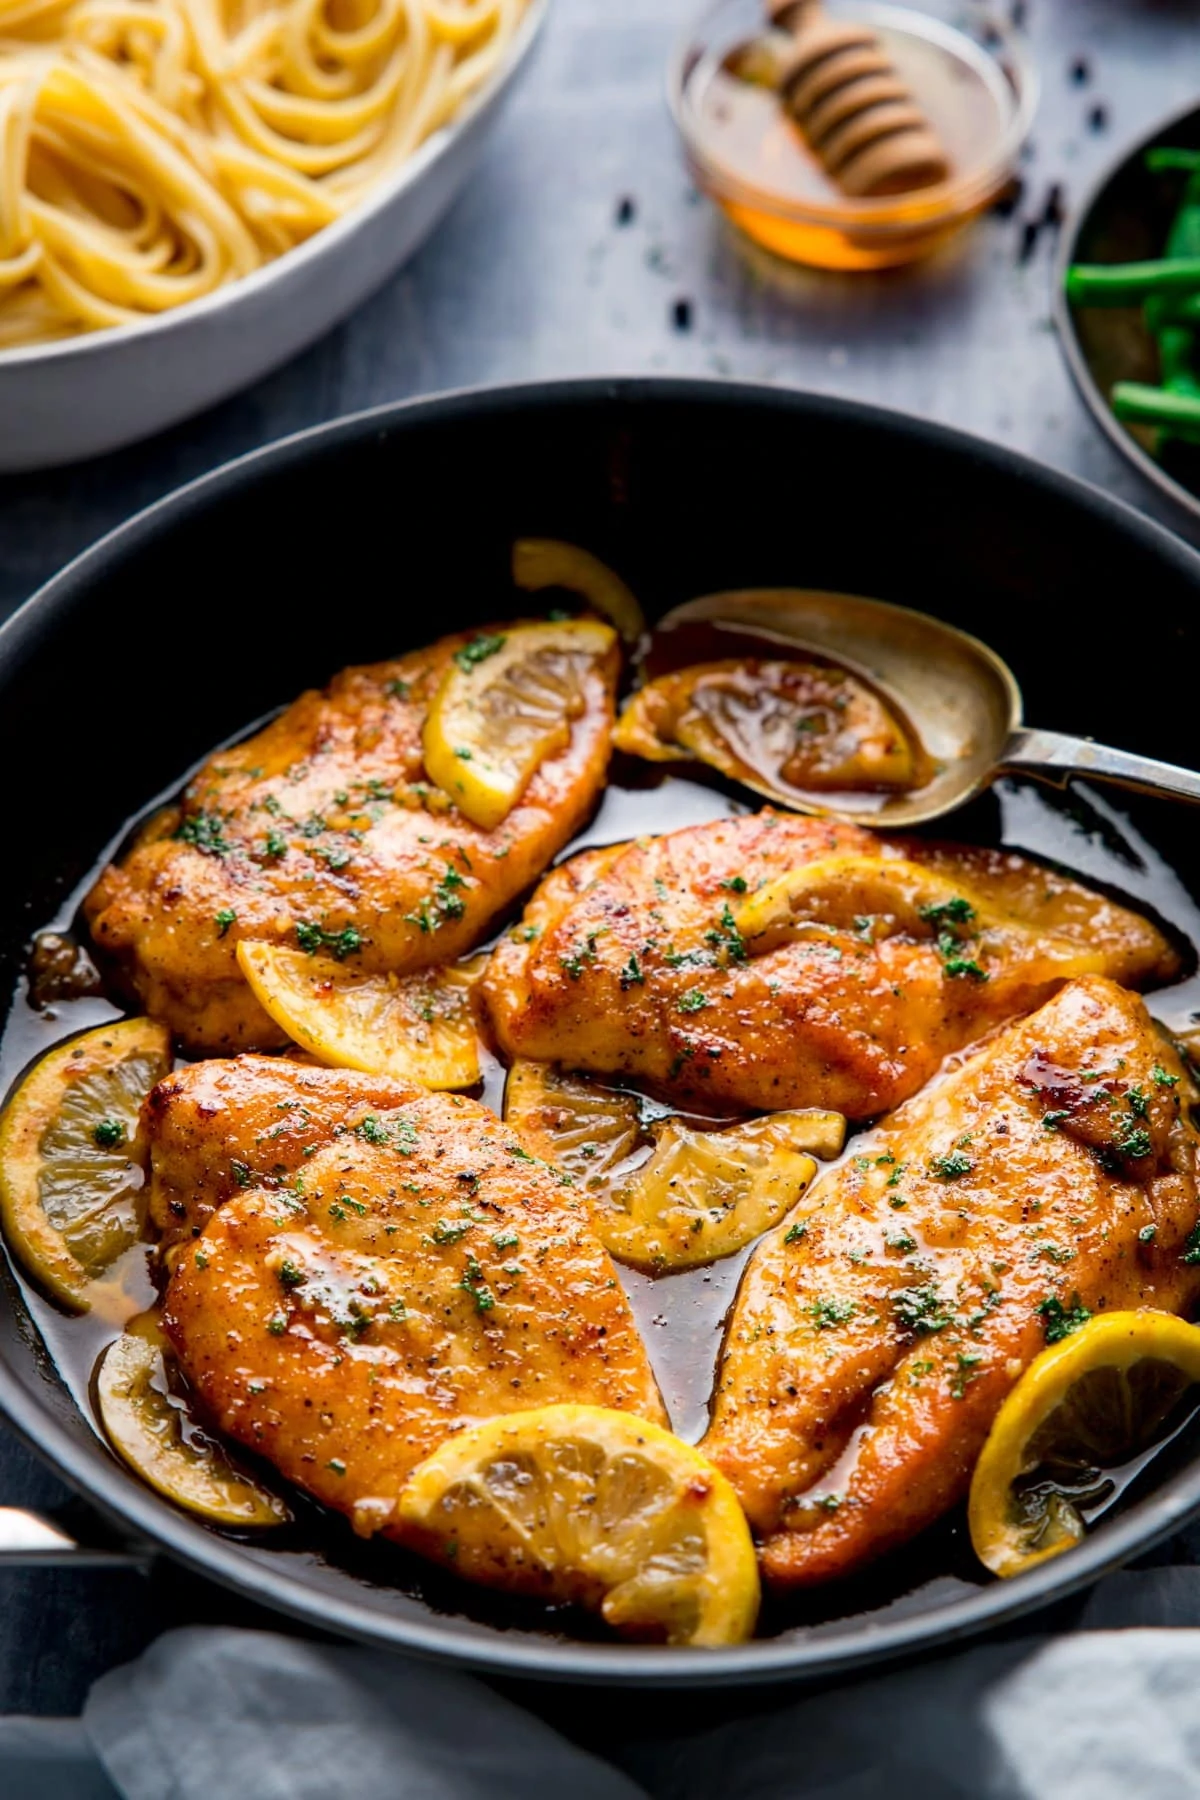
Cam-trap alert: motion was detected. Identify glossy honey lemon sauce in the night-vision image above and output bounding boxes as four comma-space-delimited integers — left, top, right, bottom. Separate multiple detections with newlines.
5, 746, 1200, 1623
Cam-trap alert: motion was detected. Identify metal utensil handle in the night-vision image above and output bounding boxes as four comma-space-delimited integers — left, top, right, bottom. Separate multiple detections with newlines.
0, 1505, 148, 1569
1000, 727, 1200, 807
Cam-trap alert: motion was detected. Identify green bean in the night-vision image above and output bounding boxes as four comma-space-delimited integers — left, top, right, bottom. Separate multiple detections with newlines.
1066, 258, 1200, 303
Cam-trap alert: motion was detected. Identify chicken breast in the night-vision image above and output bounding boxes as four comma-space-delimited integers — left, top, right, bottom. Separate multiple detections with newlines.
701, 976, 1200, 1587
481, 813, 1179, 1118
85, 623, 618, 1053
159, 1058, 666, 1539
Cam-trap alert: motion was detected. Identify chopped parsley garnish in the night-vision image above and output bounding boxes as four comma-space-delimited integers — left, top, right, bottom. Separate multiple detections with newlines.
811, 1296, 855, 1329
492, 1230, 520, 1252
266, 1313, 287, 1336
942, 953, 989, 982
560, 933, 600, 980
619, 952, 644, 989
929, 1149, 973, 1181
704, 903, 747, 966
1114, 1119, 1153, 1160
1036, 1295, 1093, 1343
214, 907, 237, 937
295, 921, 365, 959
276, 1259, 304, 1289
459, 1254, 495, 1313
1183, 1222, 1200, 1266
950, 1352, 983, 1400
1126, 1085, 1150, 1119
1139, 1224, 1158, 1244
721, 875, 748, 893
919, 896, 975, 929
230, 1159, 253, 1188
453, 633, 507, 673
175, 809, 232, 857
432, 1218, 472, 1245
327, 1458, 347, 1476
892, 1283, 953, 1335
677, 989, 710, 1014
92, 1117, 125, 1149
784, 1221, 807, 1245
354, 1115, 390, 1147
386, 678, 410, 700
1153, 1065, 1180, 1088
885, 1231, 917, 1253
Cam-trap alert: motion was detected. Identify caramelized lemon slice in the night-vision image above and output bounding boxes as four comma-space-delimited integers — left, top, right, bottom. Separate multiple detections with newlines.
0, 1018, 170, 1311
732, 853, 1108, 983
397, 1403, 759, 1645
614, 660, 923, 799
503, 1060, 644, 1186
603, 1114, 830, 1273
969, 1310, 1200, 1580
503, 1060, 843, 1271
97, 1317, 290, 1528
423, 619, 619, 829
512, 539, 645, 643
237, 943, 485, 1089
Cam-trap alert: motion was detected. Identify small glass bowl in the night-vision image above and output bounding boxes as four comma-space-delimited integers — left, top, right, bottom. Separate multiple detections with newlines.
668, 0, 1036, 271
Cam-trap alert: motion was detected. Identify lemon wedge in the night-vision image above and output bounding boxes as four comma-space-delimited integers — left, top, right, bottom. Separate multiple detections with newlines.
969, 1309, 1200, 1579
423, 619, 618, 830
503, 1060, 843, 1271
97, 1315, 290, 1528
237, 942, 485, 1089
0, 1018, 170, 1310
512, 539, 645, 643
397, 1403, 759, 1645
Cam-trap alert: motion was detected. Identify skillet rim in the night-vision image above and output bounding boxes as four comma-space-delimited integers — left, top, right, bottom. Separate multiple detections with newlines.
4, 375, 1200, 1687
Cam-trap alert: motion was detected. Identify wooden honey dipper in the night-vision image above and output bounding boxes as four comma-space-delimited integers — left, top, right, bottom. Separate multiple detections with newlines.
768, 0, 951, 197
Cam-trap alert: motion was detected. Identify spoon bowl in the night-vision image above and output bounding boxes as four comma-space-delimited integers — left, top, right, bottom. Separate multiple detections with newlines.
658, 588, 1200, 826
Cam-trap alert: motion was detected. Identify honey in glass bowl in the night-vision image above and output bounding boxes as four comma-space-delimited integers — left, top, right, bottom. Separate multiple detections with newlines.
670, 0, 1036, 271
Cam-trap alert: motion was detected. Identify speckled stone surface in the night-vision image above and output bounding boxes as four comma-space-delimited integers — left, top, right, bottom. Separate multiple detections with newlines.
1, 0, 1197, 1716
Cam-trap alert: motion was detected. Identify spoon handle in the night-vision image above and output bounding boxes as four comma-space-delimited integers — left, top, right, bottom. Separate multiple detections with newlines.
999, 727, 1200, 806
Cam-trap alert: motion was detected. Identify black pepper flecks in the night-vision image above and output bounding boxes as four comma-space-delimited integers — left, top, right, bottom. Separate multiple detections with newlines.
1070, 55, 1091, 85
615, 195, 636, 227
1017, 218, 1040, 265
1088, 102, 1109, 132
672, 297, 694, 332
1041, 182, 1065, 231
991, 176, 1024, 218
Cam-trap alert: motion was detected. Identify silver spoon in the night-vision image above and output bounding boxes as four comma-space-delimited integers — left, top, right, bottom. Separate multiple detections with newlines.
658, 588, 1200, 829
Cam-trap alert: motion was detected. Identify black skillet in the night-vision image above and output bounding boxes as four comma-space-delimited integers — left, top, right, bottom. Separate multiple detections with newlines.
1056, 98, 1200, 539
3, 378, 1200, 1689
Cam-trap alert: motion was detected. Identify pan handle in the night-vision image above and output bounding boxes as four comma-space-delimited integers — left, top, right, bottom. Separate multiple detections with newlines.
0, 1505, 150, 1570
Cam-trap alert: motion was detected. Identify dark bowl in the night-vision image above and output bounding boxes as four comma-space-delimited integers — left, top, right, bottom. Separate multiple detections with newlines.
4, 379, 1200, 1688
1056, 100, 1200, 537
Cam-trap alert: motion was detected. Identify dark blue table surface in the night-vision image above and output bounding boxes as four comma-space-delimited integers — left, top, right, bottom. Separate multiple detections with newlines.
2, 0, 1198, 1717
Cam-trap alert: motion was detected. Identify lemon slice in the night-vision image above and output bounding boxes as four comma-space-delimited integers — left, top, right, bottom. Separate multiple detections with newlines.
512, 539, 645, 643
969, 1310, 1200, 1579
423, 619, 619, 830
503, 1059, 644, 1187
732, 853, 1107, 983
237, 942, 485, 1089
603, 1114, 833, 1273
397, 1403, 759, 1645
0, 1018, 170, 1310
97, 1317, 290, 1528
614, 660, 923, 799
503, 1060, 843, 1271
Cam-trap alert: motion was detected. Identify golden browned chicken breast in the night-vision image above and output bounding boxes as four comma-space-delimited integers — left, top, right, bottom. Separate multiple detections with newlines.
159, 1059, 666, 1538
85, 623, 619, 1053
481, 813, 1179, 1118
701, 976, 1200, 1587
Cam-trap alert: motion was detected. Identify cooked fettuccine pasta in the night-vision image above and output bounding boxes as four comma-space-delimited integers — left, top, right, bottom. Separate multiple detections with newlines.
0, 0, 527, 345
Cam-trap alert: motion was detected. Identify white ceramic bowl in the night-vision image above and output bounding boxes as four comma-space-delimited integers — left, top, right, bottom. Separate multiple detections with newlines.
0, 0, 548, 472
